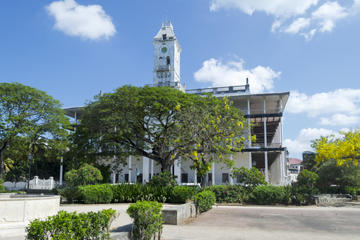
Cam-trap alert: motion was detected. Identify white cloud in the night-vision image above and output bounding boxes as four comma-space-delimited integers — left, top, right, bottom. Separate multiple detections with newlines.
210, 0, 360, 39
312, 1, 349, 32
46, 0, 116, 40
210, 0, 318, 17
194, 58, 280, 93
284, 17, 311, 34
320, 114, 360, 126
284, 128, 338, 155
287, 89, 360, 126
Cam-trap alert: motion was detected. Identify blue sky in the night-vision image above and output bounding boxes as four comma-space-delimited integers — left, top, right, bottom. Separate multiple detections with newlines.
1, 0, 360, 158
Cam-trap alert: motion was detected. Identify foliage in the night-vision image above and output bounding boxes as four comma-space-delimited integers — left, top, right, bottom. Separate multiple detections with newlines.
249, 185, 286, 205
205, 185, 248, 203
286, 185, 315, 206
231, 167, 267, 190
127, 201, 163, 240
0, 178, 5, 192
78, 184, 113, 204
111, 184, 169, 203
0, 82, 70, 177
58, 187, 81, 203
296, 170, 319, 189
168, 186, 199, 203
179, 95, 247, 186
147, 171, 177, 187
194, 190, 216, 213
26, 209, 116, 240
65, 164, 103, 187
315, 159, 360, 192
313, 130, 360, 166
302, 151, 317, 171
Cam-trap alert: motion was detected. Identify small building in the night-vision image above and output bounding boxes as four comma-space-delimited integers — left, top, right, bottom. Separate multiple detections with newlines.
65, 22, 290, 186
288, 158, 303, 182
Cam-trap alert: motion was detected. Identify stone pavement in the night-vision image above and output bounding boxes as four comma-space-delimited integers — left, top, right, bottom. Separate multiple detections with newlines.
163, 205, 360, 240
2, 204, 360, 240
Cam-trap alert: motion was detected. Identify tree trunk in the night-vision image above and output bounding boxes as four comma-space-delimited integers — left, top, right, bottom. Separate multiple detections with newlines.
200, 175, 207, 188
0, 142, 7, 178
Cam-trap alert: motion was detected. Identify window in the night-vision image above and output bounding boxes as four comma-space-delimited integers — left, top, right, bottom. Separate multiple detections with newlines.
222, 173, 229, 184
181, 173, 188, 183
162, 34, 167, 40
124, 174, 129, 183
208, 173, 212, 185
166, 56, 170, 65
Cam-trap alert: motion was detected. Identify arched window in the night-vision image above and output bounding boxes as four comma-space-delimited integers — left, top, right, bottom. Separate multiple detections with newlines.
166, 56, 170, 65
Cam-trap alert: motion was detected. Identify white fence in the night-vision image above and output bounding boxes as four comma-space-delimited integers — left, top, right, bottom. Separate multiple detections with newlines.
3, 176, 57, 191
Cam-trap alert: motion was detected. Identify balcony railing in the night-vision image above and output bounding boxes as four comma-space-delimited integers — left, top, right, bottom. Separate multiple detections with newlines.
186, 85, 249, 96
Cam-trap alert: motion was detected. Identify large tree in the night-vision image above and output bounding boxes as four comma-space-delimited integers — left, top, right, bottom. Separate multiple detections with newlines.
177, 95, 247, 186
75, 86, 247, 174
0, 82, 70, 177
313, 130, 360, 167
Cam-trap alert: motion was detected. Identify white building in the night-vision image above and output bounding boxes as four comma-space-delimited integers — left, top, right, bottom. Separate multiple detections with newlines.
65, 22, 290, 186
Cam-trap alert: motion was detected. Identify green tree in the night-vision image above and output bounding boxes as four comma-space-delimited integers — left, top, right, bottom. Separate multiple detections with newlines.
75, 86, 209, 171
0, 82, 70, 177
231, 167, 266, 190
178, 95, 247, 186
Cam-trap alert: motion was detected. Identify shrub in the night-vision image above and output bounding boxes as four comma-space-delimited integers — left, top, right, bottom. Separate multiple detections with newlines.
0, 179, 5, 193
111, 184, 169, 203
205, 185, 247, 203
296, 170, 319, 189
78, 184, 113, 204
231, 167, 267, 191
26, 209, 116, 240
65, 164, 103, 187
249, 185, 286, 205
168, 186, 199, 203
127, 201, 163, 240
147, 171, 177, 187
58, 187, 81, 203
194, 190, 216, 213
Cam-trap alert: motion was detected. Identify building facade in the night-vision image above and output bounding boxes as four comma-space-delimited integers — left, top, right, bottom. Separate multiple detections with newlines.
65, 22, 290, 186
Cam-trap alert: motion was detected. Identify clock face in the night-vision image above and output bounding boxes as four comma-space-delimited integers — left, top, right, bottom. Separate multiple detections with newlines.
161, 47, 167, 53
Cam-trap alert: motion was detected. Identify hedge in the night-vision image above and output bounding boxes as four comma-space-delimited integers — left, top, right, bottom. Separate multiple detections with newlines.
205, 185, 248, 203
194, 190, 216, 213
60, 184, 199, 204
127, 201, 163, 240
26, 209, 116, 240
249, 185, 286, 205
78, 184, 113, 204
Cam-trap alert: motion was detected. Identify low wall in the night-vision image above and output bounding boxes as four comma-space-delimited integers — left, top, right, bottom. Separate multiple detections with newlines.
0, 195, 60, 223
162, 202, 196, 225
313, 194, 352, 207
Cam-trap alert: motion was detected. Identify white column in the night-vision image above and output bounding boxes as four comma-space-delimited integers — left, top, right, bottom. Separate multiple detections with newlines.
112, 172, 116, 184
264, 98, 269, 182
59, 156, 63, 186
247, 98, 252, 168
194, 169, 197, 184
229, 154, 234, 185
279, 98, 284, 185
212, 162, 215, 185
128, 156, 132, 183
151, 160, 154, 179
174, 159, 181, 184
142, 156, 149, 184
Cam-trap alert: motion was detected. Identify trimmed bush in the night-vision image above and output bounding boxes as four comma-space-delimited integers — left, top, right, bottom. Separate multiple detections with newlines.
78, 184, 113, 204
205, 185, 247, 203
168, 186, 198, 203
0, 179, 5, 193
65, 164, 103, 187
194, 190, 216, 213
58, 187, 81, 203
127, 201, 163, 240
26, 209, 116, 240
147, 171, 177, 187
249, 185, 286, 205
231, 167, 267, 191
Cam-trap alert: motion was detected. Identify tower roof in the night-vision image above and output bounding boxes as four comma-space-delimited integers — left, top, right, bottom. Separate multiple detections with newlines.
154, 22, 176, 40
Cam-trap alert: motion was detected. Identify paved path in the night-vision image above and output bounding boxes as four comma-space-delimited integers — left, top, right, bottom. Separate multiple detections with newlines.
163, 205, 360, 240
2, 204, 360, 240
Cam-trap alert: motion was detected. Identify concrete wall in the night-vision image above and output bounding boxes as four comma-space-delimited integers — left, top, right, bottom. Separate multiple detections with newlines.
269, 154, 281, 185
0, 195, 60, 223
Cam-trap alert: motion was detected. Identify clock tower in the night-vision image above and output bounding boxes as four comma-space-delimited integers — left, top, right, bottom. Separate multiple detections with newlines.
153, 22, 184, 91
